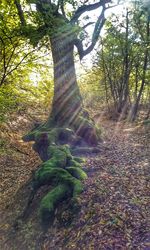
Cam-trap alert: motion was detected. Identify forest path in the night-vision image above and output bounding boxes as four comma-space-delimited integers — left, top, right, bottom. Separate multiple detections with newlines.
44, 119, 149, 249
0, 117, 150, 249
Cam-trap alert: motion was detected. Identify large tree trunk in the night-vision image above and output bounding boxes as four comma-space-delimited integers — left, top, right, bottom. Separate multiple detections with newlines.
46, 34, 100, 146
50, 35, 82, 127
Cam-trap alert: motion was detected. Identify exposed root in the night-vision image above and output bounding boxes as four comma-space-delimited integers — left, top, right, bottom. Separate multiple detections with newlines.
21, 115, 102, 224
66, 167, 87, 180
39, 184, 70, 223
73, 116, 101, 146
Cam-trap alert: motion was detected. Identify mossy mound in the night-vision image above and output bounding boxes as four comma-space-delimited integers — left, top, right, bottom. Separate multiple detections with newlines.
23, 126, 88, 224
22, 113, 102, 224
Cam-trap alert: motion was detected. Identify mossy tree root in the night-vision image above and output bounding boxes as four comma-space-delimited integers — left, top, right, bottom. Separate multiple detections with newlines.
39, 183, 70, 223
23, 127, 88, 224
33, 166, 84, 194
73, 115, 102, 146
22, 112, 102, 224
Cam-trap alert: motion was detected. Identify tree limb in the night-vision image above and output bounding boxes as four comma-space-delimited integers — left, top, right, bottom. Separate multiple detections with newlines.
74, 8, 106, 60
1, 48, 38, 84
71, 0, 111, 23
57, 0, 66, 18
82, 22, 95, 30
14, 0, 26, 26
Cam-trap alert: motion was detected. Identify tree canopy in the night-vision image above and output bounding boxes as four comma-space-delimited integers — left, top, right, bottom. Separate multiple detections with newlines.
13, 0, 115, 58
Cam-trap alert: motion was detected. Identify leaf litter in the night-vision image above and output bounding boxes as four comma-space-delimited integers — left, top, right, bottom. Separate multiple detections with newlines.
0, 116, 150, 250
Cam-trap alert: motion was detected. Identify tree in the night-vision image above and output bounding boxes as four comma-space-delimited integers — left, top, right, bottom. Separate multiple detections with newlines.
93, 13, 134, 118
128, 0, 150, 121
0, 1, 41, 87
14, 0, 113, 144
92, 1, 150, 121
11, 0, 115, 224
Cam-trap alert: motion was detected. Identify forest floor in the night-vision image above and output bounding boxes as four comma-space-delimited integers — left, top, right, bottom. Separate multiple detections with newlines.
0, 109, 150, 250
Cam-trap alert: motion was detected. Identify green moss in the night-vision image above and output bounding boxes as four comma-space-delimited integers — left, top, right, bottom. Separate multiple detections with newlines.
57, 144, 71, 156
68, 159, 82, 168
66, 166, 87, 180
33, 143, 85, 190
34, 167, 83, 196
42, 158, 60, 168
47, 146, 67, 167
34, 167, 65, 188
39, 183, 70, 222
34, 168, 54, 189
73, 156, 85, 164
61, 144, 72, 157
23, 125, 87, 223
72, 179, 83, 197
24, 127, 61, 144
47, 144, 73, 165
47, 129, 59, 143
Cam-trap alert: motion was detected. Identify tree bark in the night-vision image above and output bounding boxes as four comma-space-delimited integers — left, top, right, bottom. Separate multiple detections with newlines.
118, 9, 130, 115
49, 35, 83, 127
128, 48, 148, 122
44, 34, 100, 147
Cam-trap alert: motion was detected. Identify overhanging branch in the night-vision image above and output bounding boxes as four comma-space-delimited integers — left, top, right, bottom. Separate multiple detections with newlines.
74, 8, 106, 60
14, 0, 26, 26
57, 0, 66, 18
71, 0, 111, 23
82, 22, 95, 30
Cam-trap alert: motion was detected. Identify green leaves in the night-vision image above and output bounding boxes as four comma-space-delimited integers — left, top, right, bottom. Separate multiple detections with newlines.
0, 86, 20, 122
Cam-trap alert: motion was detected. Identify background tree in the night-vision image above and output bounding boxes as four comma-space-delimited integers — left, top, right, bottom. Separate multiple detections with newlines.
91, 0, 150, 121
0, 1, 40, 87
128, 0, 150, 121
0, 1, 54, 123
